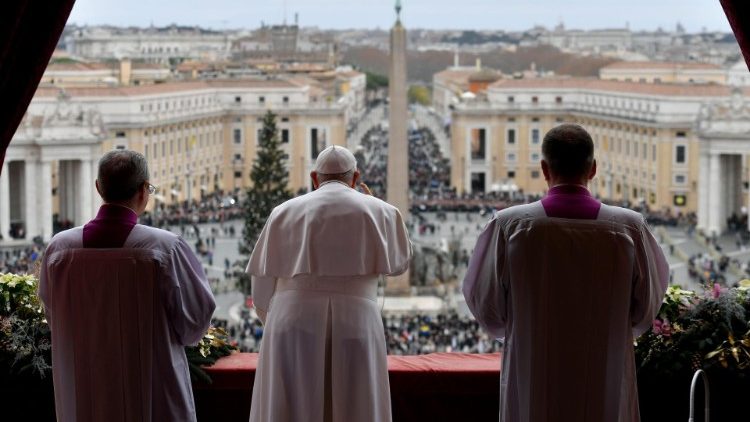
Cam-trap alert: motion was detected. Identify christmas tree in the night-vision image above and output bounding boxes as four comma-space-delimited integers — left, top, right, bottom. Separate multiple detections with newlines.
238, 110, 292, 292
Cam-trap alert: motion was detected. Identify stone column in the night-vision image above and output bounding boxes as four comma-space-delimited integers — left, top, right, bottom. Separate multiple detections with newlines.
697, 150, 709, 231
40, 161, 53, 241
91, 159, 101, 217
0, 162, 10, 241
605, 172, 613, 199
78, 159, 93, 225
708, 153, 722, 235
24, 160, 38, 241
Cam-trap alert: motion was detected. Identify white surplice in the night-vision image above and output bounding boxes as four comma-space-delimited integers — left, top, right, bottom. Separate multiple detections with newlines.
39, 225, 216, 422
463, 202, 669, 422
246, 181, 411, 422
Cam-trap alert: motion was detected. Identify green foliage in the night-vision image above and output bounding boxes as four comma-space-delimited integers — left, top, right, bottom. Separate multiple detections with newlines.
238, 111, 292, 293
48, 57, 81, 65
365, 71, 389, 91
0, 273, 50, 377
408, 85, 431, 105
184, 326, 236, 384
635, 284, 750, 378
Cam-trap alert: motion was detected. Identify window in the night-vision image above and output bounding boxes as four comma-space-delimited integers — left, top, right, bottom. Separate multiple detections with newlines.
235, 96, 241, 103
310, 127, 327, 159
507, 96, 514, 103
675, 145, 686, 164
234, 171, 242, 178
674, 174, 687, 185
531, 170, 540, 179
233, 129, 242, 144
676, 131, 686, 138
283, 96, 289, 104
530, 152, 540, 162
470, 172, 486, 193
115, 131, 126, 138
642, 143, 647, 159
281, 128, 290, 143
470, 128, 487, 160
531, 96, 539, 104
652, 144, 657, 161
259, 96, 265, 104
530, 128, 540, 145
507, 170, 516, 178
507, 128, 516, 145
281, 117, 290, 122
555, 96, 562, 104
506, 153, 517, 162
234, 153, 242, 161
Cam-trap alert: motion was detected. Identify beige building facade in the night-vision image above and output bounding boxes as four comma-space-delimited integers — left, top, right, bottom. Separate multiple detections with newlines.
449, 77, 750, 231
2, 79, 347, 243
599, 61, 726, 85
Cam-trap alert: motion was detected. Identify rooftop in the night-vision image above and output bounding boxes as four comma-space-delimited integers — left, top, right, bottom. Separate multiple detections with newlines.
600, 61, 722, 71
488, 76, 745, 97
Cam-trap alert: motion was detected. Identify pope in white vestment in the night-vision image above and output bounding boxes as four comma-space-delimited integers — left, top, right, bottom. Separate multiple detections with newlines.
246, 145, 411, 422
464, 124, 669, 422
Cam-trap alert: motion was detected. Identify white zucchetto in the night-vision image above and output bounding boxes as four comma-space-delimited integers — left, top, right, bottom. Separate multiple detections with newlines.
314, 145, 357, 174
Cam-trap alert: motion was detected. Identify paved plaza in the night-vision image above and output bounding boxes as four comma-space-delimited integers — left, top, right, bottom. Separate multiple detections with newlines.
162, 209, 727, 325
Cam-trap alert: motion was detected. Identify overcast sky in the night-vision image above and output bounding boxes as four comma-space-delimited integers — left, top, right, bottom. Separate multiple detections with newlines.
68, 0, 732, 32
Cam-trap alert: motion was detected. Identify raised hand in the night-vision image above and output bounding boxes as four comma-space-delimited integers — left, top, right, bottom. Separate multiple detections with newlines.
359, 182, 373, 196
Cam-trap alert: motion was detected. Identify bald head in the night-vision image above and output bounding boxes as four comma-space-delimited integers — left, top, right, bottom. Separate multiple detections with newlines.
541, 124, 595, 181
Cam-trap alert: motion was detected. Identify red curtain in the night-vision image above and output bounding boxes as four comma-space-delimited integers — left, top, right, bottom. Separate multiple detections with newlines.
0, 1, 76, 175
721, 0, 750, 70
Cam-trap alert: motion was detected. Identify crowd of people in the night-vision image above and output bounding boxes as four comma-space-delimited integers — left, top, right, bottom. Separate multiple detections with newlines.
141, 190, 243, 228
353, 124, 452, 199
225, 310, 502, 355
384, 312, 501, 355
0, 245, 42, 275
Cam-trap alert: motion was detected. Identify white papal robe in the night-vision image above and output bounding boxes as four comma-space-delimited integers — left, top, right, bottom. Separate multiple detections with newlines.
246, 181, 411, 422
463, 201, 668, 422
39, 225, 216, 422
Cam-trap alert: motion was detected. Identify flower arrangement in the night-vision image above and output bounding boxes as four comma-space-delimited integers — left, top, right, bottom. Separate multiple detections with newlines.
0, 272, 236, 382
635, 283, 750, 377
0, 273, 50, 376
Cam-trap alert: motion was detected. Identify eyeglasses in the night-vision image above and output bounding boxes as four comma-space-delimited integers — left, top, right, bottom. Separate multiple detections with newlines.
146, 183, 158, 195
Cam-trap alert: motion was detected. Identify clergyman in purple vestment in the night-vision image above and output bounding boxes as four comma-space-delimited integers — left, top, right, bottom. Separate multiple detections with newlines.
40, 150, 216, 422
463, 124, 669, 422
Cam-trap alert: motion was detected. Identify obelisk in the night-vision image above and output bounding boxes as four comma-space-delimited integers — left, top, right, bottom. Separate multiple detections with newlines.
386, 0, 410, 293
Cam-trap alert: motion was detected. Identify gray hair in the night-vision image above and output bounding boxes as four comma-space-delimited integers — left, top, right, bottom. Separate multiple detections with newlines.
317, 169, 356, 184
97, 150, 150, 202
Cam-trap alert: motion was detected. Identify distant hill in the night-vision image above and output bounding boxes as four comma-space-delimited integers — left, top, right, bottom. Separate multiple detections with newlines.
342, 45, 617, 83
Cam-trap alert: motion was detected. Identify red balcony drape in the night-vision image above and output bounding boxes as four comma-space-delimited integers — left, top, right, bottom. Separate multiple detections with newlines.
0, 0, 75, 175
